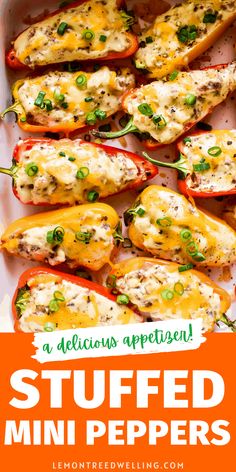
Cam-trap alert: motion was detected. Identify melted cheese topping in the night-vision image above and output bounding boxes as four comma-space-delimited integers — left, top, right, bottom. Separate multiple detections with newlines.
14, 139, 140, 205
16, 67, 135, 127
124, 63, 236, 144
135, 0, 236, 77
128, 186, 236, 266
14, 0, 131, 67
116, 262, 222, 332
182, 130, 236, 192
2, 204, 119, 270
18, 274, 140, 333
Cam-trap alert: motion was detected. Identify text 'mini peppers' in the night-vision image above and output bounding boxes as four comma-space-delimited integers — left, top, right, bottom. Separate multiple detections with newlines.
92, 63, 236, 148
143, 130, 236, 198
7, 0, 138, 70
13, 267, 142, 333
0, 203, 120, 270
0, 138, 157, 206
124, 185, 236, 267
108, 257, 232, 332
134, 0, 236, 78
0, 66, 135, 133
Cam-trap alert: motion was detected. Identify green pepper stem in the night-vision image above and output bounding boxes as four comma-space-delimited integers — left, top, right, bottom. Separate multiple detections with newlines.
220, 314, 236, 332
91, 118, 138, 139
143, 152, 189, 178
0, 166, 13, 176
0, 101, 21, 119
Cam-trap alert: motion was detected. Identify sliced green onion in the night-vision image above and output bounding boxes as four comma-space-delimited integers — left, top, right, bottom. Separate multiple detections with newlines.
177, 25, 197, 43
106, 274, 117, 289
193, 161, 210, 172
203, 11, 218, 24
53, 226, 65, 243
49, 299, 59, 312
183, 137, 191, 144
193, 252, 206, 262
75, 231, 92, 243
153, 114, 167, 128
87, 190, 99, 202
76, 167, 89, 179
85, 96, 93, 102
186, 241, 199, 257
99, 34, 107, 42
156, 217, 172, 227
138, 103, 153, 116
95, 109, 107, 121
86, 112, 97, 125
25, 162, 38, 176
34, 91, 46, 107
169, 70, 179, 81
145, 36, 153, 44
180, 228, 192, 242
68, 156, 76, 161
44, 99, 53, 111
54, 291, 65, 302
178, 263, 194, 272
82, 29, 95, 41
185, 94, 197, 106
137, 207, 145, 217
208, 146, 222, 157
161, 289, 174, 301
44, 322, 56, 332
57, 22, 69, 35
54, 90, 65, 102
174, 282, 185, 296
61, 102, 69, 109
46, 230, 54, 244
76, 74, 87, 88
116, 294, 129, 305
59, 151, 66, 157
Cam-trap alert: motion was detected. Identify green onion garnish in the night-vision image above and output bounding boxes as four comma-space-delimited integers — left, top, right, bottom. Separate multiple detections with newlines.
44, 99, 53, 111
178, 263, 194, 272
153, 114, 167, 128
156, 217, 172, 227
161, 289, 174, 301
180, 228, 192, 242
34, 91, 46, 107
174, 281, 185, 296
193, 252, 206, 262
47, 226, 65, 244
86, 112, 97, 125
208, 146, 222, 157
137, 208, 145, 217
193, 161, 210, 172
87, 190, 99, 202
75, 231, 92, 243
186, 241, 199, 257
185, 94, 197, 106
49, 299, 59, 312
25, 162, 38, 176
76, 74, 87, 88
68, 156, 76, 161
61, 102, 69, 109
44, 322, 56, 332
203, 11, 218, 24
76, 167, 89, 179
57, 22, 69, 35
54, 90, 65, 102
106, 274, 117, 289
138, 103, 153, 117
183, 137, 191, 144
59, 151, 66, 157
145, 36, 153, 44
54, 291, 65, 302
169, 70, 179, 81
177, 25, 197, 43
85, 96, 93, 102
99, 34, 107, 42
95, 109, 107, 121
116, 294, 129, 305
82, 29, 95, 41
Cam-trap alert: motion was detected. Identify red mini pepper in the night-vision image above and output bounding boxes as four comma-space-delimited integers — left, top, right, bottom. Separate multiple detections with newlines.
0, 137, 158, 206
143, 130, 236, 198
92, 63, 236, 149
6, 0, 138, 70
12, 266, 142, 332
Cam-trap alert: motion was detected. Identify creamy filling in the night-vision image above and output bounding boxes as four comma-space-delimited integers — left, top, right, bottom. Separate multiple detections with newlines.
129, 187, 236, 266
181, 131, 236, 192
14, 0, 131, 67
14, 139, 139, 205
17, 275, 140, 333
125, 64, 236, 144
116, 263, 221, 331
17, 67, 135, 127
135, 0, 236, 74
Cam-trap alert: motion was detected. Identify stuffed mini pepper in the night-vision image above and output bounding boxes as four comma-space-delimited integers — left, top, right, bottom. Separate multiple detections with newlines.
7, 0, 138, 69
143, 130, 236, 198
0, 66, 135, 133
108, 257, 232, 332
0, 137, 157, 206
93, 63, 236, 148
0, 203, 120, 270
13, 267, 142, 333
124, 185, 236, 267
134, 0, 236, 78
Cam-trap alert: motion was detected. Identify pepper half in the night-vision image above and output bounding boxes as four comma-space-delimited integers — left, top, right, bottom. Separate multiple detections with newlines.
6, 0, 138, 70
0, 203, 120, 270
108, 257, 233, 332
134, 0, 236, 79
0, 66, 135, 133
124, 185, 236, 267
0, 137, 158, 206
92, 63, 236, 148
143, 130, 236, 198
13, 266, 142, 333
